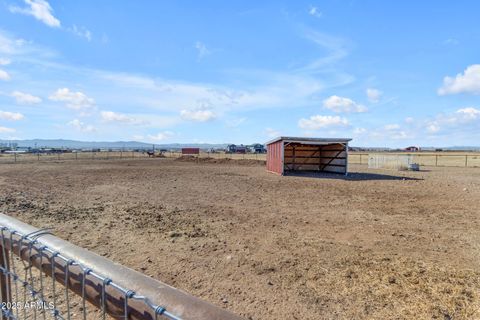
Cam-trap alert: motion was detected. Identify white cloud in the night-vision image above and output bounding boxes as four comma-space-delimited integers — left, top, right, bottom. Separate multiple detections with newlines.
0, 58, 11, 65
308, 6, 322, 18
323, 95, 367, 113
0, 111, 24, 121
0, 127, 16, 133
384, 124, 400, 130
426, 124, 440, 133
369, 125, 412, 140
0, 69, 10, 81
11, 91, 42, 104
70, 25, 92, 41
265, 127, 281, 138
300, 29, 350, 71
405, 117, 414, 124
147, 131, 174, 141
100, 111, 147, 125
424, 107, 480, 136
438, 65, 480, 95
195, 41, 210, 59
10, 0, 61, 28
443, 38, 459, 46
180, 109, 216, 122
456, 107, 480, 119
132, 134, 144, 141
67, 119, 96, 132
298, 115, 349, 130
366, 88, 382, 103
225, 117, 246, 128
353, 127, 367, 135
49, 88, 95, 111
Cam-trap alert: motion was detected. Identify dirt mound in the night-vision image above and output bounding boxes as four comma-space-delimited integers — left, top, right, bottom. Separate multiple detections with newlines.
175, 156, 265, 166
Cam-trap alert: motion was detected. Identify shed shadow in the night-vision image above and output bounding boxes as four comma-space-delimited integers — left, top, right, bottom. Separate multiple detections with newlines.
284, 170, 422, 181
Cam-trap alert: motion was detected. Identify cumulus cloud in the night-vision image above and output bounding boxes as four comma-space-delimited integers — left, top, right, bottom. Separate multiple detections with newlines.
100, 111, 147, 125
323, 95, 367, 113
308, 6, 322, 18
0, 126, 16, 133
0, 111, 24, 121
67, 119, 95, 132
353, 127, 367, 135
426, 124, 440, 133
424, 107, 480, 135
0, 69, 10, 81
366, 88, 382, 103
438, 65, 480, 95
443, 38, 459, 46
10, 0, 61, 28
49, 88, 95, 111
456, 107, 480, 119
298, 115, 349, 130
195, 41, 210, 59
180, 109, 216, 122
69, 25, 92, 41
265, 127, 281, 138
11, 91, 42, 104
384, 124, 400, 130
147, 131, 174, 141
225, 117, 247, 128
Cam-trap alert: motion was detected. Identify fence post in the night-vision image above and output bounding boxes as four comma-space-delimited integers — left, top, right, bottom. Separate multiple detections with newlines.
435, 155, 438, 166
0, 243, 11, 319
465, 155, 468, 167
359, 154, 362, 164
14, 153, 16, 163
37, 153, 40, 161
76, 152, 78, 161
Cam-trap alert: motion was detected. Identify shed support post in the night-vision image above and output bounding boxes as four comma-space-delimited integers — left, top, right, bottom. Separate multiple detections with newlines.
345, 143, 349, 176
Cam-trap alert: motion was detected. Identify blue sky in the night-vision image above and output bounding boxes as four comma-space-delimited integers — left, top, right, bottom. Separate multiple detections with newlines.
0, 0, 479, 147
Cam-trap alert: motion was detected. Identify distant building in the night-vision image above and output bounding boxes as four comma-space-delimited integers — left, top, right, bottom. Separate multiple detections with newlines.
226, 144, 247, 154
405, 146, 420, 152
250, 143, 266, 153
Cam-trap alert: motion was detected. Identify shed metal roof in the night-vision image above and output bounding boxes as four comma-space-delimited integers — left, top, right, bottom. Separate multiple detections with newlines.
265, 136, 352, 145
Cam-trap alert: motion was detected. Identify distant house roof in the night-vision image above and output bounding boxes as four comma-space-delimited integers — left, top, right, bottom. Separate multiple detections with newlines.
265, 136, 352, 145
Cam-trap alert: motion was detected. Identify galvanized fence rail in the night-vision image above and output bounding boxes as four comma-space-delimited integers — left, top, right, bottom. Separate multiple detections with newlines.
0, 214, 241, 320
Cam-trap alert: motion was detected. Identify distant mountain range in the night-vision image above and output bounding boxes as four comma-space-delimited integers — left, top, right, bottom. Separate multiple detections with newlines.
1, 139, 479, 151
0, 139, 229, 150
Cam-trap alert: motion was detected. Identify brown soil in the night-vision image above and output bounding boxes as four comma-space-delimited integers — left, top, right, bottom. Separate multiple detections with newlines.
175, 156, 266, 166
0, 159, 479, 319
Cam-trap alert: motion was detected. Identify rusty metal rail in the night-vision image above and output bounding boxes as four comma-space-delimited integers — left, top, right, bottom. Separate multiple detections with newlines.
0, 214, 242, 320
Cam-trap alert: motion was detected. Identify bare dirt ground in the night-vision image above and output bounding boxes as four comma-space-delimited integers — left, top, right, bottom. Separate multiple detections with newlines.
0, 158, 479, 319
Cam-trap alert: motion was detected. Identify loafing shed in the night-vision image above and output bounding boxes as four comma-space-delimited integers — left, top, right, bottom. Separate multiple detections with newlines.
266, 137, 351, 176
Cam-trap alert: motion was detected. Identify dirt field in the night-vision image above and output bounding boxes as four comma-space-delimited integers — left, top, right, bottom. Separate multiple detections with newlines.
0, 158, 479, 319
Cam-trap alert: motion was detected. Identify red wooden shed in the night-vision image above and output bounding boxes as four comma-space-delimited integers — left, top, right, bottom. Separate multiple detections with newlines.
182, 148, 200, 155
266, 137, 351, 176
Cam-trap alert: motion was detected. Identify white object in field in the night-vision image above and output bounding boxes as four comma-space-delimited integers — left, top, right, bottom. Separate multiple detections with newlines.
408, 163, 420, 171
368, 154, 415, 170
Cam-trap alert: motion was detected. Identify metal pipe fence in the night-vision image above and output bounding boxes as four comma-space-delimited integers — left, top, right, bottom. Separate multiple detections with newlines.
0, 214, 241, 320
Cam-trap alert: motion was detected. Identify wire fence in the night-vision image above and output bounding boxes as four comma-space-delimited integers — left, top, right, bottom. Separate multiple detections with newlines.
1, 150, 480, 168
0, 214, 240, 320
349, 153, 480, 168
